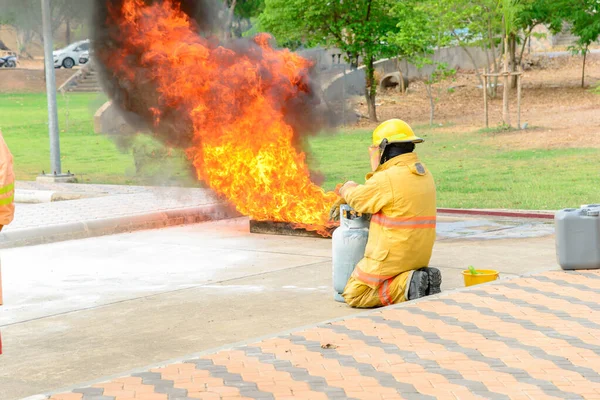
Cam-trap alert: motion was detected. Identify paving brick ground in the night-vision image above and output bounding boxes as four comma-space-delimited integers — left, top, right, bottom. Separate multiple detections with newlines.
42, 269, 600, 400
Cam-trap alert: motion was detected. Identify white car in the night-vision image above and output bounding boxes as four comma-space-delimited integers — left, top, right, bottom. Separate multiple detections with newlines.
79, 51, 90, 65
53, 40, 90, 69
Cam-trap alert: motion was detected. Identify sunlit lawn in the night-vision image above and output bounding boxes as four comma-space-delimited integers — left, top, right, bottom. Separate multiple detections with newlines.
0, 92, 196, 186
2, 92, 599, 209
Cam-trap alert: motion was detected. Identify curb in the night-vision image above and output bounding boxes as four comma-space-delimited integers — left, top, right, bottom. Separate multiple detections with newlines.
0, 203, 240, 249
438, 208, 555, 220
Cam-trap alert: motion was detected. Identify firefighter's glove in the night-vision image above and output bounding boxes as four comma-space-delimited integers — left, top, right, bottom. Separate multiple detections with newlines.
329, 196, 347, 222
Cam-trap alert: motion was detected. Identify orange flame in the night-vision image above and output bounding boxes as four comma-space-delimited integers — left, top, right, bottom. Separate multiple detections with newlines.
102, 0, 338, 235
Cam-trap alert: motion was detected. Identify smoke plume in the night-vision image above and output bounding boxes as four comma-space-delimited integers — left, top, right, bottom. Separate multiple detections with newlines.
91, 0, 339, 233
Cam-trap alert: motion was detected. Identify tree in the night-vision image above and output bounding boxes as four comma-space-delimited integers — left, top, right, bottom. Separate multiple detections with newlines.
506, 0, 563, 88
389, 1, 456, 126
500, 0, 523, 127
232, 0, 264, 37
0, 0, 92, 56
559, 0, 600, 88
259, 0, 400, 121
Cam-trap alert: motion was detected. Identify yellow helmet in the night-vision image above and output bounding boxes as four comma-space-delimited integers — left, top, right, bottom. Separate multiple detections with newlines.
372, 119, 423, 146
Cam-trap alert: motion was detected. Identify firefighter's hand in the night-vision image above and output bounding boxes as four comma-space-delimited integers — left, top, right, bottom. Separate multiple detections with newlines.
329, 197, 346, 222
339, 181, 358, 197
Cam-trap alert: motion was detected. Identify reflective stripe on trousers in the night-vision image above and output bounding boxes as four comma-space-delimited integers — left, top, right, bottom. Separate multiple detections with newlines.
353, 267, 394, 286
371, 213, 436, 229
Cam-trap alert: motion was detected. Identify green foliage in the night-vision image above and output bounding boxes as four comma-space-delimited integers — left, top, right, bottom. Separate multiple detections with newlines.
259, 0, 401, 120
517, 0, 563, 33
500, 0, 523, 36
259, 0, 399, 60
560, 0, 600, 49
229, 0, 265, 19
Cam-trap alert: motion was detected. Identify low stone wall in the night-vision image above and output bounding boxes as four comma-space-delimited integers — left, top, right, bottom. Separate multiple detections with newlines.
322, 45, 491, 106
95, 46, 489, 134
94, 101, 137, 135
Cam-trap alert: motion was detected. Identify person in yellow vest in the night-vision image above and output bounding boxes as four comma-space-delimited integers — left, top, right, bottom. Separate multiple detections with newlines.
331, 119, 440, 308
0, 129, 15, 354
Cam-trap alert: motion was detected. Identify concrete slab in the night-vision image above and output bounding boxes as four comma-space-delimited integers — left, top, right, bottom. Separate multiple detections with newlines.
1, 188, 239, 249
1, 220, 330, 325
0, 216, 558, 399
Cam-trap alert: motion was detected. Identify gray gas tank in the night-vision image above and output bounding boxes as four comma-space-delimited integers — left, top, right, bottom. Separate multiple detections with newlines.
332, 204, 370, 302
556, 205, 600, 270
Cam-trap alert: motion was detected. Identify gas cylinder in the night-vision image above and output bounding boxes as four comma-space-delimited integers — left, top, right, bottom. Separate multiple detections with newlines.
332, 204, 370, 302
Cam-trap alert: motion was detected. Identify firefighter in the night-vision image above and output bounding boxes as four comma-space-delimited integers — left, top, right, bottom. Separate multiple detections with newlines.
330, 119, 440, 308
0, 129, 15, 354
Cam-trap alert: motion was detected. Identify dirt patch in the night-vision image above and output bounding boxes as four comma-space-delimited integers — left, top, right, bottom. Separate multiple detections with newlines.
0, 68, 78, 93
353, 53, 600, 150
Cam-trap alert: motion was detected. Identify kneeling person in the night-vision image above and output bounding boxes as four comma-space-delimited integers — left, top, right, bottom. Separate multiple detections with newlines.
337, 119, 440, 308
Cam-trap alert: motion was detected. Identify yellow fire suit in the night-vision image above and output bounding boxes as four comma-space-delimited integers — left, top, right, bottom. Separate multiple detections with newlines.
341, 152, 436, 308
0, 130, 15, 230
0, 130, 15, 354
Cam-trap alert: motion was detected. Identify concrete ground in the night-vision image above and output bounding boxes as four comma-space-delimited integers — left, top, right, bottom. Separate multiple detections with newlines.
2, 183, 237, 249
0, 215, 556, 400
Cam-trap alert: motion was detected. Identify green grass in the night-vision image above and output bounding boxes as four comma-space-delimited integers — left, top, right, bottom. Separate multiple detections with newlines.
0, 93, 196, 186
2, 92, 600, 210
308, 128, 600, 210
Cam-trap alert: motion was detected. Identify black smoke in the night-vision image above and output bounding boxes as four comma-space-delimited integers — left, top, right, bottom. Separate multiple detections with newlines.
92, 0, 337, 154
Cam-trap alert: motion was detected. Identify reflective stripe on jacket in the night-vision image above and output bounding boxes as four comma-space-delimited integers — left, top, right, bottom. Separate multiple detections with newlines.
0, 131, 15, 227
342, 152, 436, 290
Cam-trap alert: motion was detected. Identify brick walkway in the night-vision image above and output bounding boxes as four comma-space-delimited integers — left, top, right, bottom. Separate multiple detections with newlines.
43, 269, 600, 400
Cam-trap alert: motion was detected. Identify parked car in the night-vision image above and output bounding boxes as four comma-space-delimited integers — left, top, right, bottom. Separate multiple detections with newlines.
79, 51, 89, 65
53, 40, 90, 69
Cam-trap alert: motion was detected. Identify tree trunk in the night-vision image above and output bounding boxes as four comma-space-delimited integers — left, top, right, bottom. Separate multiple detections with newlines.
351, 53, 359, 70
582, 45, 589, 88
510, 33, 518, 89
223, 0, 237, 40
425, 83, 435, 126
395, 57, 406, 94
365, 55, 378, 122
65, 18, 71, 45
453, 32, 484, 88
487, 17, 499, 98
518, 25, 536, 67
16, 28, 34, 59
502, 35, 511, 127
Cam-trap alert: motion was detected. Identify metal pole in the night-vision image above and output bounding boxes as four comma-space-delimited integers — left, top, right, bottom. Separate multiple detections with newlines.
41, 0, 61, 175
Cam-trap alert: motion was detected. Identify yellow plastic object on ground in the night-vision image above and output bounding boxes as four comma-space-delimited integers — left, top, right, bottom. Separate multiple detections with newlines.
463, 269, 499, 287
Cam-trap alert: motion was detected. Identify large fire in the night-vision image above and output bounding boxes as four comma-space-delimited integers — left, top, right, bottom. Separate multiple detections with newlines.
96, 0, 338, 235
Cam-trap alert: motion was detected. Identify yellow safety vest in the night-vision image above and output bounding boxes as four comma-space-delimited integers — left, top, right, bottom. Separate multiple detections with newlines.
0, 130, 15, 227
